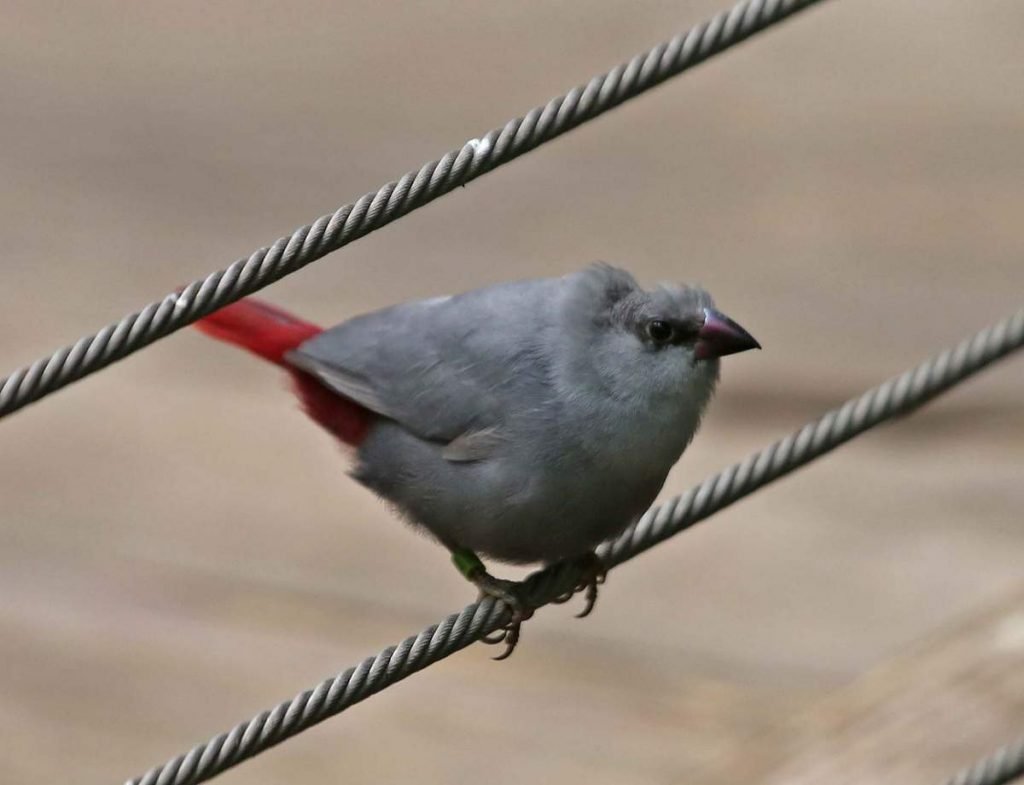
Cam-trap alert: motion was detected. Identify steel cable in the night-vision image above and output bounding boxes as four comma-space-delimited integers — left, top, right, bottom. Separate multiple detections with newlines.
945, 737, 1024, 785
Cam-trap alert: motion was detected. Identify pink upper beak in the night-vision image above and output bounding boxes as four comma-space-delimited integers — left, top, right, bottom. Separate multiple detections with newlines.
694, 308, 761, 360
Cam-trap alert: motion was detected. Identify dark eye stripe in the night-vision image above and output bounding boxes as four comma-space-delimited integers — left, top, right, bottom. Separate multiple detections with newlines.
645, 317, 702, 346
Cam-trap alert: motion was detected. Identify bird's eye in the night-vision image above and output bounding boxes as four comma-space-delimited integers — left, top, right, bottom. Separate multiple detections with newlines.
645, 319, 674, 344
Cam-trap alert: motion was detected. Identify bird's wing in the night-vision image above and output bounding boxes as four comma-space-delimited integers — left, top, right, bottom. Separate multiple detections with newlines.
286, 278, 562, 449
441, 427, 508, 462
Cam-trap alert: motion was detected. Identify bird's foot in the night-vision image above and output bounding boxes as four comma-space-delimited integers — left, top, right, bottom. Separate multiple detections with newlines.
552, 552, 607, 618
472, 571, 534, 660
451, 548, 533, 660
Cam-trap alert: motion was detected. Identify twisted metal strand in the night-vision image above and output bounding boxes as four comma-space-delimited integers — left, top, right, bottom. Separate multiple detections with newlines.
0, 0, 830, 419
127, 308, 1024, 785
946, 738, 1024, 785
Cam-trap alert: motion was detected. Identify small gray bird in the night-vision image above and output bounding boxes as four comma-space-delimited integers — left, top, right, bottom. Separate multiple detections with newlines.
194, 263, 759, 656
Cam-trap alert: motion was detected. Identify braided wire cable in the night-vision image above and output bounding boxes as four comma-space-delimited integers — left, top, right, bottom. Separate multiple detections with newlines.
946, 738, 1024, 785
0, 0, 831, 420
127, 308, 1024, 785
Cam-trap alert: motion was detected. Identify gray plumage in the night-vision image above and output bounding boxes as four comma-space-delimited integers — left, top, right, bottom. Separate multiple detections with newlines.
289, 264, 727, 564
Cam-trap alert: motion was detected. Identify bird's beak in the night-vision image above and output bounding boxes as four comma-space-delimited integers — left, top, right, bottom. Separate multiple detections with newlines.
694, 308, 761, 360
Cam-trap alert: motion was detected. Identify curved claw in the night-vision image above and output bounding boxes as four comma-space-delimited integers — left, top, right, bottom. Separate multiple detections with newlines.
566, 553, 607, 619
490, 622, 521, 661
575, 581, 599, 619
481, 628, 509, 646
468, 569, 533, 660
480, 603, 528, 659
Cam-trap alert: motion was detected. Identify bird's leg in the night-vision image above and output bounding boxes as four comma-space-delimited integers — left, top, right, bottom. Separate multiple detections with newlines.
451, 548, 533, 660
551, 552, 607, 618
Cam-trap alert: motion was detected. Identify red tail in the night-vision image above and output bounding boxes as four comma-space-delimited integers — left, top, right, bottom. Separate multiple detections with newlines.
193, 298, 322, 365
194, 298, 372, 446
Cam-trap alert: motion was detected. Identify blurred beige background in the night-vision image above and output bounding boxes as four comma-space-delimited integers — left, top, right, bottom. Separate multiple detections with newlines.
1, 1, 1022, 783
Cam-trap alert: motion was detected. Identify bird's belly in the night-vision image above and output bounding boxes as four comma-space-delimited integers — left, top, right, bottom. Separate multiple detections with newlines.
354, 417, 685, 565
471, 405, 698, 563
435, 453, 670, 564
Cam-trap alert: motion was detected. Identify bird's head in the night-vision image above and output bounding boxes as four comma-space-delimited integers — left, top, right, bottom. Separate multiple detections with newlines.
561, 264, 760, 408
